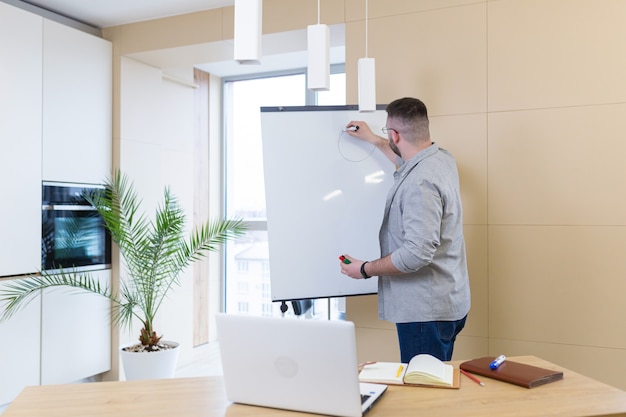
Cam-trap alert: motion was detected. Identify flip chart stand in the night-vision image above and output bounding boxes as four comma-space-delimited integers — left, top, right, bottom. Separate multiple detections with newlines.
279, 300, 313, 316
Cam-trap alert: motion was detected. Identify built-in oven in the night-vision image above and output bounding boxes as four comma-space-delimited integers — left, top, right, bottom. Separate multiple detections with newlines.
42, 182, 111, 271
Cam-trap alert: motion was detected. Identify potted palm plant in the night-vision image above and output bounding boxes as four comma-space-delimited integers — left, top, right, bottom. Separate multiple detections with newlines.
0, 170, 246, 380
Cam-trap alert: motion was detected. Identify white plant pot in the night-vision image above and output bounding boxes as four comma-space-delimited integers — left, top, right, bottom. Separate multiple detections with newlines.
120, 341, 180, 381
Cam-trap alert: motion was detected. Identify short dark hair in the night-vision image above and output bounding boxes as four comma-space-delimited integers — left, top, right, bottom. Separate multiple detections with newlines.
386, 97, 428, 120
386, 97, 429, 141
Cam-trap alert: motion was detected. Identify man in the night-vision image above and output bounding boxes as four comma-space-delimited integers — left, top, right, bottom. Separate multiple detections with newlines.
340, 97, 470, 362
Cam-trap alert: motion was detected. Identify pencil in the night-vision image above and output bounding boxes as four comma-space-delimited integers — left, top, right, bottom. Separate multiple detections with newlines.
396, 365, 404, 378
460, 369, 485, 386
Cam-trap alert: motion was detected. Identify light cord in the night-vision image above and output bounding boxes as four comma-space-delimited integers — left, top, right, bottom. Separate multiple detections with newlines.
317, 0, 321, 24
365, 0, 369, 57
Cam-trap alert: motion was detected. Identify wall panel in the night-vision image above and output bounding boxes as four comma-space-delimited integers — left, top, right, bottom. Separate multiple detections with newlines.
462, 225, 489, 338
490, 225, 626, 349
488, 104, 626, 226
431, 113, 488, 226
488, 0, 626, 111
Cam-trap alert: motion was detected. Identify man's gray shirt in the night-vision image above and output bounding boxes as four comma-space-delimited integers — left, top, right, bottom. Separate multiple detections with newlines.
377, 143, 471, 323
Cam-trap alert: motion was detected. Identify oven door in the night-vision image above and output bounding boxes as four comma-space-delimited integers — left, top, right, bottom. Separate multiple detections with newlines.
42, 185, 111, 271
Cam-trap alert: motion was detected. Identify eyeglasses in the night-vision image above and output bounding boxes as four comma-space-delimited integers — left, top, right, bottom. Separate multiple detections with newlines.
382, 127, 398, 134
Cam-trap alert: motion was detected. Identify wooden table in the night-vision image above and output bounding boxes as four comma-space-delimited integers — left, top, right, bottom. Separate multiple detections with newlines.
4, 356, 626, 417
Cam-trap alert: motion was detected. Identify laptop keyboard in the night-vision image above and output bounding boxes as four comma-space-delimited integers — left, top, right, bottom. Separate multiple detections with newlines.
361, 394, 371, 404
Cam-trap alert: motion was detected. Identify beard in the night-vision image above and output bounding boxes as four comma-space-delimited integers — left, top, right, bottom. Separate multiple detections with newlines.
389, 139, 401, 158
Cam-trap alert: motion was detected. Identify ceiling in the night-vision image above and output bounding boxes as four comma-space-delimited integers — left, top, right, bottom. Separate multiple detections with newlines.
18, 0, 345, 78
22, 0, 235, 28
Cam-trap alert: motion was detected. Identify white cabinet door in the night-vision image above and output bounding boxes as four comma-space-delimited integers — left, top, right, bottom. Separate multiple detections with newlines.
42, 19, 112, 185
0, 3, 43, 277
41, 269, 111, 384
0, 281, 41, 405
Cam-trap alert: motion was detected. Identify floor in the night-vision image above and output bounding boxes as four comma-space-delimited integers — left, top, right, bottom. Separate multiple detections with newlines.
174, 342, 224, 378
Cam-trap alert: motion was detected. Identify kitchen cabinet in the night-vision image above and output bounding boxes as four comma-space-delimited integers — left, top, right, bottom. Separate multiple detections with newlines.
0, 2, 43, 277
0, 281, 41, 406
39, 21, 113, 384
42, 18, 112, 185
0, 2, 113, 403
0, 5, 113, 278
41, 269, 111, 385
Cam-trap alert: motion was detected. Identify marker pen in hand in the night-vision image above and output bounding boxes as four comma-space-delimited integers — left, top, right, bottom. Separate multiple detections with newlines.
490, 355, 506, 370
339, 255, 351, 264
345, 125, 359, 132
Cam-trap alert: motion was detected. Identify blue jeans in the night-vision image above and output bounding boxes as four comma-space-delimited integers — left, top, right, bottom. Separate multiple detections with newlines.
396, 315, 467, 363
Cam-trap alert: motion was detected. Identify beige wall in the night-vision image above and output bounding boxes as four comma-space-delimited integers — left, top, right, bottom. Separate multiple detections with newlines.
104, 0, 626, 390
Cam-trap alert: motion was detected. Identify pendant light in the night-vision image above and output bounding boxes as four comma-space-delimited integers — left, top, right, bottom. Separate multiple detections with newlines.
234, 0, 262, 64
307, 0, 330, 90
358, 0, 376, 112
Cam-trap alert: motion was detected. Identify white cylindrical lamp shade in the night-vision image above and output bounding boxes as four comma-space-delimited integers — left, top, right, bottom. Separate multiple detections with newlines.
358, 57, 376, 112
307, 24, 330, 91
234, 0, 262, 64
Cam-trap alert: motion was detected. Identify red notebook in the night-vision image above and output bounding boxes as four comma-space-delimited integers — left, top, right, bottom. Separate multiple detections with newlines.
460, 357, 563, 388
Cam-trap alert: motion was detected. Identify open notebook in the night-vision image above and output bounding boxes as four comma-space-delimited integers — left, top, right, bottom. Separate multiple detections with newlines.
215, 313, 387, 417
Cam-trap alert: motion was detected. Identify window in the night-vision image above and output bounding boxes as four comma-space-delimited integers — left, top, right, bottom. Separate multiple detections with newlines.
237, 281, 249, 295
223, 67, 346, 318
236, 261, 249, 273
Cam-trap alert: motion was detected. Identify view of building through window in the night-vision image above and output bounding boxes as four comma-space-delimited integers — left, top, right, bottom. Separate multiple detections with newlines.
224, 70, 346, 319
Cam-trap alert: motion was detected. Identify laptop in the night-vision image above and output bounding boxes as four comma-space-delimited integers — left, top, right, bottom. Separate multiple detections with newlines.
215, 313, 387, 417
